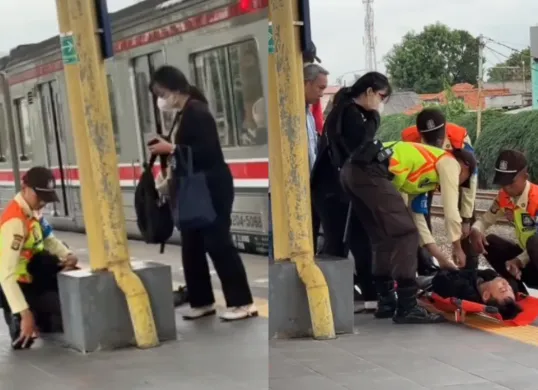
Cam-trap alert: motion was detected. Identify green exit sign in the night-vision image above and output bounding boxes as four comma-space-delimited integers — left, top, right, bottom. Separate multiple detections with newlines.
61, 33, 79, 65
268, 24, 275, 54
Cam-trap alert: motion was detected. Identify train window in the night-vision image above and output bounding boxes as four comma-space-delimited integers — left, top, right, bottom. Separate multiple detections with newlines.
106, 75, 121, 153
192, 39, 267, 147
228, 40, 266, 146
193, 48, 235, 146
0, 103, 8, 162
13, 98, 32, 161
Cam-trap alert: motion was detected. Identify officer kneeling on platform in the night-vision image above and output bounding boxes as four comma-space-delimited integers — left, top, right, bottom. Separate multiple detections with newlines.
0, 167, 78, 349
340, 140, 476, 324
470, 150, 538, 295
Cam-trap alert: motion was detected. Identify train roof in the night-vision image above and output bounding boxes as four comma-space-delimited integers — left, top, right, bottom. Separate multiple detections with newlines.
0, 0, 205, 70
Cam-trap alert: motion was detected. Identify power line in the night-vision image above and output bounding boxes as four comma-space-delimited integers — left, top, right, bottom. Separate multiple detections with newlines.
483, 36, 538, 72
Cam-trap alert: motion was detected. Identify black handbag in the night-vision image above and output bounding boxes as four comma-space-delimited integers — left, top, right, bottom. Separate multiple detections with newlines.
172, 145, 217, 230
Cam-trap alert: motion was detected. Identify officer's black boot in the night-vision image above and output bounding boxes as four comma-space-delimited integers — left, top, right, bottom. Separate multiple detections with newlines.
417, 247, 440, 276
373, 277, 397, 319
10, 314, 35, 350
393, 279, 445, 324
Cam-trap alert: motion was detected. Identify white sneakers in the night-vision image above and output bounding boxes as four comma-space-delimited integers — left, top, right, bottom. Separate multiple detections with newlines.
181, 304, 258, 321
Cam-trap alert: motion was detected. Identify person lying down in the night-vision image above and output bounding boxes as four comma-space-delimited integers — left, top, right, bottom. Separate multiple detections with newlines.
426, 268, 522, 320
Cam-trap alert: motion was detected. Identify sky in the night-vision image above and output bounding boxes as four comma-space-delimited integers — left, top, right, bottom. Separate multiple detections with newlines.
0, 0, 536, 85
310, 0, 538, 84
0, 0, 136, 55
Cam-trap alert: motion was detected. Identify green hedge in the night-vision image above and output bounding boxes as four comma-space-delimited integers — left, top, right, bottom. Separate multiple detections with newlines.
378, 110, 538, 189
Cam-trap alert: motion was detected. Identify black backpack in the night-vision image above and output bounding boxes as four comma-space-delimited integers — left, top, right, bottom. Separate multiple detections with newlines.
134, 113, 180, 253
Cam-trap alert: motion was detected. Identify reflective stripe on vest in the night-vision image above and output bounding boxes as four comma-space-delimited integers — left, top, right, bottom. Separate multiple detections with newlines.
385, 142, 450, 195
0, 200, 44, 284
497, 185, 538, 249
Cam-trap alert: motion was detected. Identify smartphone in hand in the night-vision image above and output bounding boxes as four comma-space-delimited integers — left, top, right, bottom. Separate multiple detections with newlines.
147, 138, 160, 146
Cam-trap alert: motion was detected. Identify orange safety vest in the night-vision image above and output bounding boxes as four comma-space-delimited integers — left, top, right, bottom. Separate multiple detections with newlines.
401, 123, 468, 150
0, 200, 44, 283
497, 184, 538, 249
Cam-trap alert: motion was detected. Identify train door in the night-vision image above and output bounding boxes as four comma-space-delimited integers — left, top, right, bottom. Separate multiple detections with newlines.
131, 51, 173, 163
38, 81, 70, 216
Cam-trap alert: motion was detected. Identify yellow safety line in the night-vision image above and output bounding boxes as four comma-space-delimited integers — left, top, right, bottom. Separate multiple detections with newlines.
422, 302, 538, 347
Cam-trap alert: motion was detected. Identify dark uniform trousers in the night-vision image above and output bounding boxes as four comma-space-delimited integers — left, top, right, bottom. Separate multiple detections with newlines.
425, 190, 479, 270
312, 191, 376, 301
0, 251, 63, 333
484, 234, 538, 293
340, 163, 418, 283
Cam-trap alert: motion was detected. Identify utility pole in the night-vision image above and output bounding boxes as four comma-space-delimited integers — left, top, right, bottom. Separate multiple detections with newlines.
363, 0, 377, 71
476, 35, 485, 138
268, 0, 335, 340
54, 0, 158, 348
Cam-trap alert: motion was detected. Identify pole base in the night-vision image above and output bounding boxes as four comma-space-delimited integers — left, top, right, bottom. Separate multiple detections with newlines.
269, 255, 354, 339
57, 261, 177, 353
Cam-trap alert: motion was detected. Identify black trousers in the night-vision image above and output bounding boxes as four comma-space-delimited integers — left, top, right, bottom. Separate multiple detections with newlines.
1, 251, 63, 333
312, 191, 376, 301
484, 234, 538, 294
424, 190, 479, 270
341, 162, 418, 281
181, 214, 254, 309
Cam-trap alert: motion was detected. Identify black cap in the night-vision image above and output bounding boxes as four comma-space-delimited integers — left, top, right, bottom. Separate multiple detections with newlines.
22, 166, 59, 203
416, 108, 446, 133
493, 150, 528, 186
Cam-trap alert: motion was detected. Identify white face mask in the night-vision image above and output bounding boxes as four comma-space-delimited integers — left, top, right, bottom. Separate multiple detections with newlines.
157, 96, 176, 111
377, 101, 385, 114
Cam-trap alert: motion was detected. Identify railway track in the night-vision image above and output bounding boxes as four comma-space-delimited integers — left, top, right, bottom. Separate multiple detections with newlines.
431, 189, 511, 225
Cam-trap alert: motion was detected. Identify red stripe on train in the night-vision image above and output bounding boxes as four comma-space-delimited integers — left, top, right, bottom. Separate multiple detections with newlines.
8, 0, 268, 85
0, 161, 269, 182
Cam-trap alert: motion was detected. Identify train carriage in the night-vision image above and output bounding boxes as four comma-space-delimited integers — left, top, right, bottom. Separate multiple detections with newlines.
0, 0, 270, 254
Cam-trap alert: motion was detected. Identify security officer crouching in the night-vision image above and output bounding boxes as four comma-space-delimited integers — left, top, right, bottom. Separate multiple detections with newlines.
402, 108, 479, 274
470, 150, 538, 293
340, 139, 474, 324
0, 167, 78, 349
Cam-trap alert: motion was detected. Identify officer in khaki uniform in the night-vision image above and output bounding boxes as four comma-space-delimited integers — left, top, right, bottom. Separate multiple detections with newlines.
341, 139, 476, 324
0, 167, 78, 349
402, 109, 478, 273
470, 150, 538, 293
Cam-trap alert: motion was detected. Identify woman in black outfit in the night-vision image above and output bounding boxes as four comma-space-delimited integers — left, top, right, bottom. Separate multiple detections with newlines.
311, 72, 391, 313
147, 66, 257, 322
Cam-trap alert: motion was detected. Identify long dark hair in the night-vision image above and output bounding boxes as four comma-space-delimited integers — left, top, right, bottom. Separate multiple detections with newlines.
150, 65, 208, 104
333, 71, 392, 107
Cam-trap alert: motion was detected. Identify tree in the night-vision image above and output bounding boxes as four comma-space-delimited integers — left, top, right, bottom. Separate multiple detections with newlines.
384, 23, 480, 93
487, 48, 531, 82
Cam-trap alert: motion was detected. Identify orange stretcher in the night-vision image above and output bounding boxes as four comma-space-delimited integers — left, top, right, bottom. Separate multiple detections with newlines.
419, 292, 538, 326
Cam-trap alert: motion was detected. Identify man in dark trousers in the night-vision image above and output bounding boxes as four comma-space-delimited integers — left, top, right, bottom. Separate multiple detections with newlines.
0, 167, 78, 349
402, 108, 478, 274
470, 150, 538, 293
428, 268, 521, 320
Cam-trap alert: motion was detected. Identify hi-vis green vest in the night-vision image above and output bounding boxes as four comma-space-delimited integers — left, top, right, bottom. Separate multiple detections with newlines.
497, 184, 538, 249
384, 141, 451, 195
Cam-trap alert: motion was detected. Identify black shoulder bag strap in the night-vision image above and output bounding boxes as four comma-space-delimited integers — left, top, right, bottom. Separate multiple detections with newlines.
144, 111, 183, 174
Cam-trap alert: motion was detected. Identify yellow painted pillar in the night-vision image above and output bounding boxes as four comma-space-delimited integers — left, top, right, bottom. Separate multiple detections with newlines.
54, 0, 107, 269
268, 16, 290, 261
54, 0, 158, 348
268, 0, 335, 340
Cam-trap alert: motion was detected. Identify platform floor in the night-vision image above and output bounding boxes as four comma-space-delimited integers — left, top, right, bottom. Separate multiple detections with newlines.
270, 314, 538, 390
0, 232, 268, 390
